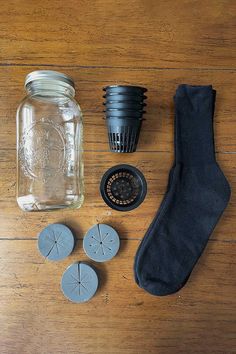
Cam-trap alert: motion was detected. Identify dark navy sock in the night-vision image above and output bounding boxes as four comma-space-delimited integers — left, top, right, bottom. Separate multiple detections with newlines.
134, 85, 231, 296
134, 104, 179, 278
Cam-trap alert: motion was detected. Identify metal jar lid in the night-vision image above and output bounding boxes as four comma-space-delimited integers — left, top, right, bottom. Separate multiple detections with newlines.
25, 70, 75, 94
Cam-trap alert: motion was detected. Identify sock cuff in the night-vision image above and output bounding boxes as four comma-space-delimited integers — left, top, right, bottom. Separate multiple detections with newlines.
174, 85, 216, 165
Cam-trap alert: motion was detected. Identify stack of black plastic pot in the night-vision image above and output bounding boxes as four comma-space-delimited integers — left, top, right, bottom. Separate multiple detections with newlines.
103, 85, 147, 153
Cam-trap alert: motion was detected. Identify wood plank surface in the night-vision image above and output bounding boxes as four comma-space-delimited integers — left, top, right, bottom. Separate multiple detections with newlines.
0, 1, 235, 68
0, 1, 235, 353
0, 239, 235, 354
0, 150, 235, 240
0, 67, 235, 152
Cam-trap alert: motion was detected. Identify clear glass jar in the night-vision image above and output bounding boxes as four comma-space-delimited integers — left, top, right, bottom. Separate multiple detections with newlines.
16, 70, 84, 211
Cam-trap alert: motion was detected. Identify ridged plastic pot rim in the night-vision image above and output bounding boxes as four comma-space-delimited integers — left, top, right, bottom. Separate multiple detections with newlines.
104, 108, 146, 112
105, 116, 144, 121
104, 110, 146, 117
103, 101, 146, 106
105, 117, 144, 124
103, 85, 147, 93
103, 93, 147, 100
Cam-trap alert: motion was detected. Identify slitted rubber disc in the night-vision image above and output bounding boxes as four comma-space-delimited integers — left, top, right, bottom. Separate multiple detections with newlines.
38, 224, 75, 261
83, 224, 120, 262
61, 262, 98, 303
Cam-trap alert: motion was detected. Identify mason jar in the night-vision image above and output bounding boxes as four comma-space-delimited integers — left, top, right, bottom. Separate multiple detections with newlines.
16, 70, 84, 211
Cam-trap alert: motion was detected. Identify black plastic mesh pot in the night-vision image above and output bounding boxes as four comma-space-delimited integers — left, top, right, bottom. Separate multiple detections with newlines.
104, 101, 146, 110
105, 109, 145, 118
100, 164, 147, 211
106, 117, 142, 153
104, 85, 147, 95
103, 93, 147, 102
103, 85, 147, 153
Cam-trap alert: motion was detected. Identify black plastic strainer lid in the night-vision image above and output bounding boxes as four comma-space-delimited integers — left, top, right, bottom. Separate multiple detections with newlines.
100, 164, 147, 211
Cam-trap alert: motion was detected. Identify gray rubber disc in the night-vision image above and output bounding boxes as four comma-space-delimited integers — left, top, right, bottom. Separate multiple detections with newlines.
38, 224, 75, 261
83, 224, 120, 262
61, 262, 98, 303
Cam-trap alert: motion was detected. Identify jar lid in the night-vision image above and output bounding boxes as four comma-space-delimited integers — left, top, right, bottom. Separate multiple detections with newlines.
25, 70, 75, 90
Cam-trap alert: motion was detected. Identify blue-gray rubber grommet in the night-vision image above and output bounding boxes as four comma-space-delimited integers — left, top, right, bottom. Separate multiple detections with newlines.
83, 224, 120, 262
38, 224, 75, 261
61, 262, 98, 303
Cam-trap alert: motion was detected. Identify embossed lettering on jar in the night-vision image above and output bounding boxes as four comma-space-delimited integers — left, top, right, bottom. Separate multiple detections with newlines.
16, 70, 84, 211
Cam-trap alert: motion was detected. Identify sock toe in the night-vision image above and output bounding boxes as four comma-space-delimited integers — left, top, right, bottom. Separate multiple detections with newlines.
139, 272, 183, 296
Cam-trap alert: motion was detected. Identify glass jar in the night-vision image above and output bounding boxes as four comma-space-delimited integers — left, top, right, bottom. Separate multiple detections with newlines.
16, 70, 84, 211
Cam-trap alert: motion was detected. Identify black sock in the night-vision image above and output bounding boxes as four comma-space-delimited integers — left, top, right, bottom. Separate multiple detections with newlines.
134, 166, 175, 283
134, 106, 179, 278
134, 85, 231, 296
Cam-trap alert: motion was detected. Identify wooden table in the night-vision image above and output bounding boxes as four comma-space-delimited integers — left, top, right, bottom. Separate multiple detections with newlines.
0, 1, 235, 353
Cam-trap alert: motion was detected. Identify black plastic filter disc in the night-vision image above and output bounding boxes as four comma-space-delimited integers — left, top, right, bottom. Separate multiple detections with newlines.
100, 164, 147, 211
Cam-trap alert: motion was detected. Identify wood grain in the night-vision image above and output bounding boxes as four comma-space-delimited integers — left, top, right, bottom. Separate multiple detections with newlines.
0, 0, 235, 68
0, 150, 235, 241
0, 239, 235, 354
0, 0, 235, 353
0, 67, 235, 152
